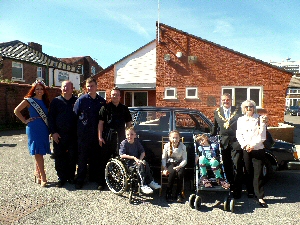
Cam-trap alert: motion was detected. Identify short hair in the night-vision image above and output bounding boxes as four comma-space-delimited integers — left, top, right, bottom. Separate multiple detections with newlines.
241, 99, 257, 114
221, 93, 231, 99
86, 77, 97, 85
169, 130, 180, 137
195, 133, 209, 143
61, 80, 73, 87
112, 86, 120, 92
125, 126, 136, 133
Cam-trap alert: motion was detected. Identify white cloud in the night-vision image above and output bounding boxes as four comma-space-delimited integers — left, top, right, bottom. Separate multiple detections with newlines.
213, 19, 234, 37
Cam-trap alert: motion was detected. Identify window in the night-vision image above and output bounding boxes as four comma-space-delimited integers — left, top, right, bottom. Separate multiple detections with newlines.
222, 86, 262, 108
37, 67, 42, 77
164, 87, 177, 99
91, 66, 96, 75
125, 91, 148, 107
185, 87, 198, 99
12, 62, 23, 79
97, 91, 106, 99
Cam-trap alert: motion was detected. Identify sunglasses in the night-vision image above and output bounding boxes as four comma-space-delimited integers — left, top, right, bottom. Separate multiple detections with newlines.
245, 106, 254, 109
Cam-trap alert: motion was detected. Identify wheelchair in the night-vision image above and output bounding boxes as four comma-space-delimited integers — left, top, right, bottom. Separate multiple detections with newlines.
105, 156, 143, 203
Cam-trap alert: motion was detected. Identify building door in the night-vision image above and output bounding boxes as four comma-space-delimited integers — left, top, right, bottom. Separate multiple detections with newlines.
124, 92, 148, 107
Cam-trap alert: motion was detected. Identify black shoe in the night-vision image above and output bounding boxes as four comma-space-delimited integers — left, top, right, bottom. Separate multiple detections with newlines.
56, 180, 66, 188
257, 199, 268, 208
75, 182, 83, 189
97, 185, 104, 191
50, 153, 55, 159
68, 178, 75, 184
166, 193, 173, 202
177, 194, 184, 203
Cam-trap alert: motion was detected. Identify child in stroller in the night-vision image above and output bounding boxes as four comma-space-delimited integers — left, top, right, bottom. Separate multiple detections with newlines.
195, 134, 230, 189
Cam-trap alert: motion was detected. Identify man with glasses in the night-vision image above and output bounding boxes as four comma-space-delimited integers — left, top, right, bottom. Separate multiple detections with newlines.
211, 93, 244, 199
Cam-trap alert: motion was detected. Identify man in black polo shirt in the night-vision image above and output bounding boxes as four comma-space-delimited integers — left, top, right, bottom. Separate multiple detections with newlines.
98, 87, 132, 158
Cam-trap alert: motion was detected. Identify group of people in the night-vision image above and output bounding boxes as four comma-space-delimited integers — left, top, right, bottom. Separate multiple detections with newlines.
14, 79, 268, 207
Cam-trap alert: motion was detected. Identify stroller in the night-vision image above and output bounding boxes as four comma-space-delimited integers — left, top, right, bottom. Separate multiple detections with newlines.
188, 134, 235, 212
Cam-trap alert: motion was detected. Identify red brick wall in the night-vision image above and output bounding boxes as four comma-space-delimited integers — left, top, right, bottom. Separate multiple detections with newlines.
1, 58, 47, 84
156, 24, 291, 127
0, 82, 61, 126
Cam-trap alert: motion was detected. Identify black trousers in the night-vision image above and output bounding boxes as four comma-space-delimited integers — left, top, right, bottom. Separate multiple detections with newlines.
166, 163, 184, 195
53, 135, 77, 182
77, 139, 107, 185
243, 149, 265, 199
130, 160, 153, 186
221, 144, 244, 195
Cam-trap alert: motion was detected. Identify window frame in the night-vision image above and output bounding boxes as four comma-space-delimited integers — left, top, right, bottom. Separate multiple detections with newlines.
12, 61, 24, 80
164, 87, 177, 99
97, 91, 106, 99
222, 86, 263, 108
37, 67, 43, 78
185, 87, 198, 99
91, 66, 96, 75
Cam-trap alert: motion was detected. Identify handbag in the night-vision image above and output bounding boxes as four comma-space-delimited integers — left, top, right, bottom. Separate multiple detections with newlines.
258, 116, 275, 149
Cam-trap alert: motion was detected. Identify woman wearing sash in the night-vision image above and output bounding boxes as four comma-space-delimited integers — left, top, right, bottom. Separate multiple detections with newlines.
14, 79, 51, 187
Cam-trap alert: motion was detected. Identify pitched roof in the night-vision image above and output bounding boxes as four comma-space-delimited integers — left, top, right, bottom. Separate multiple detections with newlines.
0, 40, 77, 72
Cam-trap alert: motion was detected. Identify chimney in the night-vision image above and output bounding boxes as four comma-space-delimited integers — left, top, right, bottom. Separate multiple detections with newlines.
28, 42, 42, 52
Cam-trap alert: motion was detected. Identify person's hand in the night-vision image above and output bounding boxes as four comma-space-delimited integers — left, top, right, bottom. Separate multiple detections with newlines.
261, 115, 268, 125
25, 117, 39, 124
246, 145, 254, 152
98, 137, 105, 147
52, 133, 61, 144
173, 166, 180, 172
162, 169, 169, 176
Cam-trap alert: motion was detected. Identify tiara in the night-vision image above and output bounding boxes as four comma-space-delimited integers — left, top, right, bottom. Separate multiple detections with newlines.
33, 77, 46, 86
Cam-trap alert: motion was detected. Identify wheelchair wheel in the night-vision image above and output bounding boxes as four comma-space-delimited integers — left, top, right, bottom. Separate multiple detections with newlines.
194, 195, 202, 210
189, 194, 196, 209
105, 158, 128, 195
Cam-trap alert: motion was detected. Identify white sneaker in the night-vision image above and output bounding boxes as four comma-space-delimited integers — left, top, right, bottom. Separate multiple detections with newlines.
149, 181, 161, 190
141, 185, 153, 194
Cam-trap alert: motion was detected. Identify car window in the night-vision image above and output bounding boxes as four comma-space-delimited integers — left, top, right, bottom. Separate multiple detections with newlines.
131, 111, 171, 132
175, 112, 211, 133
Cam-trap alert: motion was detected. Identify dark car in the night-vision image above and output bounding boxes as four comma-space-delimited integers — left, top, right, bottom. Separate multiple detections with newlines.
129, 106, 299, 180
285, 106, 300, 116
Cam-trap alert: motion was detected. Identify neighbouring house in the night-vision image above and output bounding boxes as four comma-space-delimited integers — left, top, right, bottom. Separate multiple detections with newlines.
94, 23, 292, 127
0, 40, 102, 90
286, 74, 300, 107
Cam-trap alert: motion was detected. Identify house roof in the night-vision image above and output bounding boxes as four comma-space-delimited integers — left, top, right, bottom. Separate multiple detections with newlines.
0, 40, 77, 72
289, 76, 300, 88
157, 23, 293, 76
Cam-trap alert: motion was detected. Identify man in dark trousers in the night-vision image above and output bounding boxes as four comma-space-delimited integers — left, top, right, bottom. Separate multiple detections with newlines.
73, 78, 106, 190
211, 93, 244, 199
98, 87, 132, 158
48, 80, 78, 187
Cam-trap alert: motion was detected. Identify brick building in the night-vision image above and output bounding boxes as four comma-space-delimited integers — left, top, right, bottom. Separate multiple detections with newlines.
0, 41, 102, 90
94, 23, 293, 127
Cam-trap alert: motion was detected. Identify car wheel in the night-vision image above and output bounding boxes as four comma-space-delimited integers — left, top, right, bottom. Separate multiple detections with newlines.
262, 158, 274, 183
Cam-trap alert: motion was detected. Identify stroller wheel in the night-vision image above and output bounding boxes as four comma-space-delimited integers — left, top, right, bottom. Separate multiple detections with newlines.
223, 196, 229, 211
189, 194, 196, 209
194, 196, 202, 210
230, 199, 235, 213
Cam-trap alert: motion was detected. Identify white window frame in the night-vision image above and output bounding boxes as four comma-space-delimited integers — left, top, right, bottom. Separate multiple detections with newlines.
37, 67, 42, 77
97, 91, 106, 99
12, 61, 24, 80
185, 87, 198, 99
222, 86, 263, 108
164, 87, 177, 99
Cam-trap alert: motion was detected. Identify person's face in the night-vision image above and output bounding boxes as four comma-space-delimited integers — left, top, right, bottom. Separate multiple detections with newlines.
34, 84, 44, 98
199, 138, 209, 145
221, 95, 232, 109
61, 81, 73, 95
111, 90, 121, 104
126, 129, 136, 144
86, 81, 97, 95
169, 133, 180, 145
244, 104, 254, 116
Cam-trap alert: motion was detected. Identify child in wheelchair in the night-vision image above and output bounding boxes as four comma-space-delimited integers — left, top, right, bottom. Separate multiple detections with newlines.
119, 126, 161, 194
195, 134, 230, 189
162, 130, 187, 202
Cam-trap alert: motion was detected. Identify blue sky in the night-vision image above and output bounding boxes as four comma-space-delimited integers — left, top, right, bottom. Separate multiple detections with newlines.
0, 0, 299, 68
